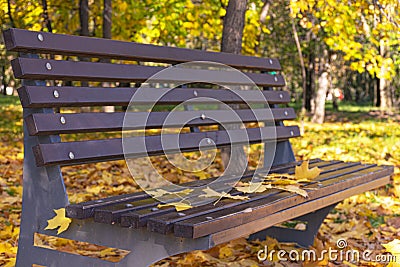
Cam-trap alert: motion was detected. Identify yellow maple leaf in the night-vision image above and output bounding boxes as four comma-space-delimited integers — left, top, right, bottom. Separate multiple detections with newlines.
157, 202, 193, 211
262, 173, 296, 179
200, 187, 249, 202
274, 184, 308, 198
382, 239, 400, 267
235, 182, 272, 193
44, 208, 72, 235
295, 161, 321, 180
148, 188, 193, 198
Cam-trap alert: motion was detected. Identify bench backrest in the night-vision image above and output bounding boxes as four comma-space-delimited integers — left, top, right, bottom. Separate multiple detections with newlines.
4, 28, 299, 176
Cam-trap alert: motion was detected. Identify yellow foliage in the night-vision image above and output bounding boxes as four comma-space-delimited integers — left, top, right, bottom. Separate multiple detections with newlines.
218, 246, 233, 258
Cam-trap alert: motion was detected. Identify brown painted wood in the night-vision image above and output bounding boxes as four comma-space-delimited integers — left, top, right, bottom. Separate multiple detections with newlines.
173, 165, 393, 238
33, 125, 300, 167
4, 28, 281, 71
66, 192, 149, 219
67, 159, 323, 220
12, 58, 285, 86
18, 86, 291, 108
26, 108, 296, 136
210, 174, 391, 245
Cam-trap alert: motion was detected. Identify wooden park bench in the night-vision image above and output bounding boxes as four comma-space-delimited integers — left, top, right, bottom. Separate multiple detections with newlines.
3, 28, 393, 267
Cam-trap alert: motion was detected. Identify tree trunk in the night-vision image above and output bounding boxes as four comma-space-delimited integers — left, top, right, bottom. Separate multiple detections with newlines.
311, 47, 330, 124
312, 71, 329, 123
102, 0, 114, 113
79, 0, 90, 112
259, 0, 270, 24
41, 0, 52, 32
291, 17, 306, 114
379, 41, 392, 110
103, 0, 112, 39
7, 0, 16, 28
379, 77, 392, 110
220, 0, 248, 175
221, 0, 247, 54
79, 0, 89, 36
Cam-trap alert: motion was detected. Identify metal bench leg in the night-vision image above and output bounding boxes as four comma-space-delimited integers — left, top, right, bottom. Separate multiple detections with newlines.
249, 203, 337, 247
16, 54, 70, 267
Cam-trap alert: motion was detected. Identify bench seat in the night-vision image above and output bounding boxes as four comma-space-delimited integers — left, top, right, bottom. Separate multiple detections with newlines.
67, 159, 392, 245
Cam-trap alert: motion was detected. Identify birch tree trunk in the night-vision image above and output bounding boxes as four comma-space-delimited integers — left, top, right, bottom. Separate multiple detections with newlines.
311, 71, 329, 123
379, 41, 392, 110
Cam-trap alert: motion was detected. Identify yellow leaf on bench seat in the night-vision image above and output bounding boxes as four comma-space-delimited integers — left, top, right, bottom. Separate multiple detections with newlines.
295, 161, 321, 180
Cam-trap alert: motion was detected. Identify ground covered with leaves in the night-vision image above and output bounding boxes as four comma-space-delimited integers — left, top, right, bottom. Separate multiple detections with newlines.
0, 97, 399, 266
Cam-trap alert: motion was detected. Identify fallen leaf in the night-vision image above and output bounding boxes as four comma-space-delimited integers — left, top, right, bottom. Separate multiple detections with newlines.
273, 185, 308, 198
148, 188, 193, 198
44, 208, 72, 235
235, 182, 272, 193
99, 248, 117, 258
157, 202, 193, 211
219, 246, 233, 258
86, 186, 102, 194
193, 170, 210, 180
199, 187, 249, 203
295, 161, 321, 180
260, 173, 295, 179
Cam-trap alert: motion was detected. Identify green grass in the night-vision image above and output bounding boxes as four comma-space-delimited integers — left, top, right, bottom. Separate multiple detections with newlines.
0, 95, 19, 106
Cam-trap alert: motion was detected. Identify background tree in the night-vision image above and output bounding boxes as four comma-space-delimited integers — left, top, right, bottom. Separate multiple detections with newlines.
0, 0, 399, 119
290, 0, 400, 119
219, 0, 248, 174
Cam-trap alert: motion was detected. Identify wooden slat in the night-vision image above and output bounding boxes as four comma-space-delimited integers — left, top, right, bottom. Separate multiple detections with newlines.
173, 165, 393, 238
66, 159, 323, 219
26, 108, 296, 135
117, 160, 347, 228
11, 58, 285, 86
33, 125, 300, 166
18, 86, 291, 108
210, 174, 391, 245
4, 28, 281, 71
